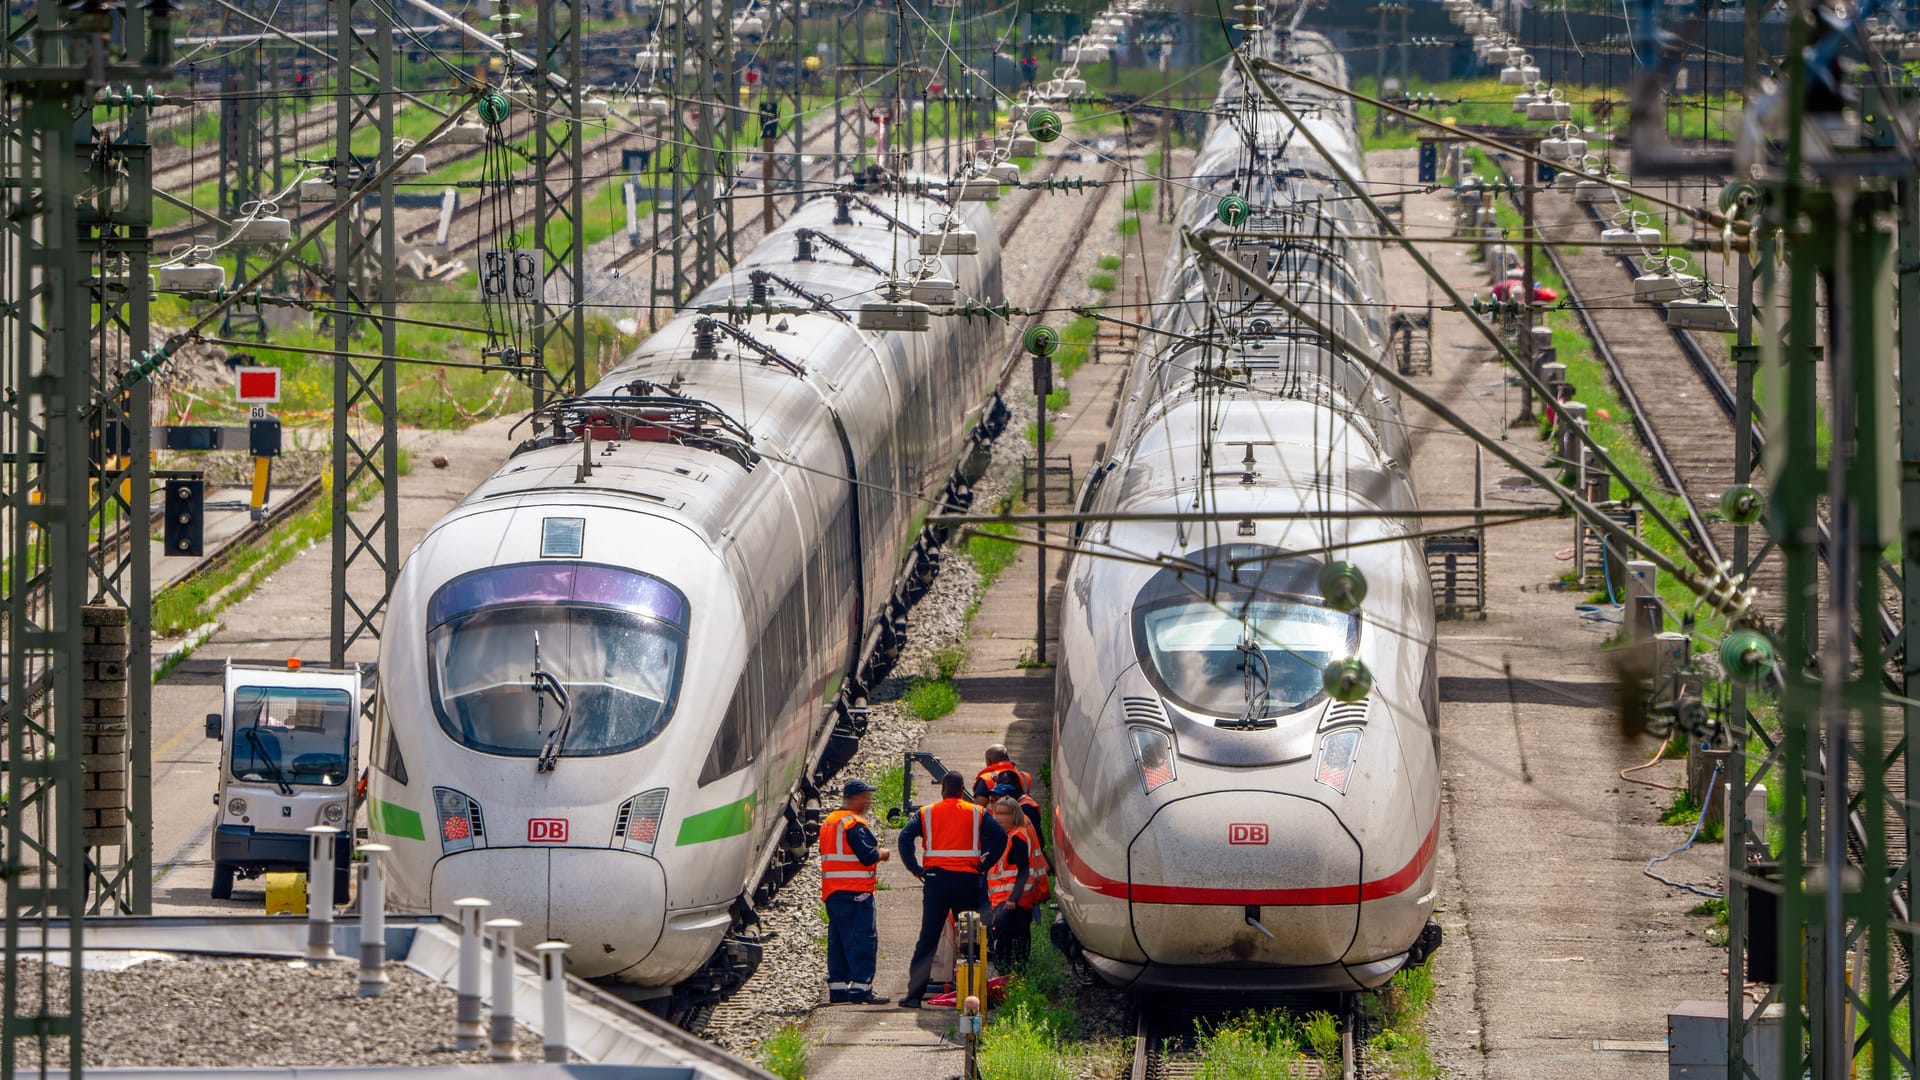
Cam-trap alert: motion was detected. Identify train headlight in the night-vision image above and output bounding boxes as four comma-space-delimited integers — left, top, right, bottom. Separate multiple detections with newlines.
226, 797, 248, 818
434, 786, 486, 854
321, 801, 346, 826
1316, 728, 1362, 794
614, 789, 669, 856
1127, 726, 1176, 794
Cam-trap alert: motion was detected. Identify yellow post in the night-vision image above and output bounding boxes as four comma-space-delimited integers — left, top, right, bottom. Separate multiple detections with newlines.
249, 455, 272, 511
956, 910, 988, 1080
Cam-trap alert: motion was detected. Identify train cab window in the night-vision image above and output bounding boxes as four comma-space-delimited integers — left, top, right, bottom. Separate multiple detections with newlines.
1130, 547, 1357, 720
425, 564, 689, 760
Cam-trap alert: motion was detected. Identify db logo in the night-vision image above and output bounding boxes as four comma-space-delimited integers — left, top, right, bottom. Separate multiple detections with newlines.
1228, 823, 1269, 846
528, 818, 569, 843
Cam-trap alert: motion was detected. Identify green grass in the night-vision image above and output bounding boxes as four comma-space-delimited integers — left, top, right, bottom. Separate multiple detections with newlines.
929, 645, 969, 681
1352, 75, 1743, 154
1045, 388, 1070, 411
1087, 272, 1117, 293
875, 765, 905, 819
1122, 183, 1155, 213
1022, 420, 1056, 445
1362, 966, 1443, 1079
1055, 315, 1100, 381
978, 907, 1125, 1079
1097, 254, 1123, 272
1117, 214, 1141, 236
903, 677, 960, 721
967, 521, 1020, 586
758, 1023, 808, 1080
1193, 1013, 1308, 1079
1658, 788, 1724, 842
979, 1004, 1076, 1080
1689, 897, 1730, 925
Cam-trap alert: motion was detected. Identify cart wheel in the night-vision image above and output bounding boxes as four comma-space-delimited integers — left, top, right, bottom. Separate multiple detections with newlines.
211, 862, 235, 901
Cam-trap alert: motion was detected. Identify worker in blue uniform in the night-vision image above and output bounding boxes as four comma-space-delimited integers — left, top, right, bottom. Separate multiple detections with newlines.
895, 772, 1008, 1008
819, 779, 890, 1005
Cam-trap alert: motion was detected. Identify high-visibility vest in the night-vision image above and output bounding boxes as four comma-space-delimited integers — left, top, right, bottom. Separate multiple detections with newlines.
919, 798, 986, 872
987, 824, 1050, 908
976, 763, 1033, 794
819, 809, 877, 899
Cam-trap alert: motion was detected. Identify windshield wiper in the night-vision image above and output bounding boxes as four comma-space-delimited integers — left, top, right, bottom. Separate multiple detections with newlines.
1220, 633, 1277, 731
531, 632, 574, 773
245, 725, 296, 795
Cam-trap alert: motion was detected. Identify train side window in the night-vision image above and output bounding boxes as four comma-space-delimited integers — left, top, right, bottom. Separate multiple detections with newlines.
700, 673, 757, 786
372, 695, 408, 785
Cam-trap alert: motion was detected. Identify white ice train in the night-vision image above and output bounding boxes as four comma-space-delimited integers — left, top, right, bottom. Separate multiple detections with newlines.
363, 188, 1005, 1007
1049, 32, 1443, 992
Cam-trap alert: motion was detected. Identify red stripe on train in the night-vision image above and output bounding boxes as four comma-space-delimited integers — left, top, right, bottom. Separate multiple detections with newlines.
1052, 807, 1439, 907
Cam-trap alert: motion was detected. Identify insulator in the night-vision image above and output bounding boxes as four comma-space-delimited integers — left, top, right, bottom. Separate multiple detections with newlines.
1718, 628, 1776, 686
692, 320, 717, 359
1322, 658, 1373, 703
796, 233, 815, 261
833, 192, 853, 225
1026, 109, 1063, 142
1217, 194, 1251, 226
1317, 561, 1369, 612
478, 89, 511, 126
749, 273, 769, 307
1024, 324, 1060, 356
1718, 484, 1764, 525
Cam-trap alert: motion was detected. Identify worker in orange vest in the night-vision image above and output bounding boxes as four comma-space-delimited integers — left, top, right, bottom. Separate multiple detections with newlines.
986, 796, 1049, 972
991, 773, 1043, 838
820, 779, 890, 1005
972, 744, 1033, 803
896, 772, 1008, 1008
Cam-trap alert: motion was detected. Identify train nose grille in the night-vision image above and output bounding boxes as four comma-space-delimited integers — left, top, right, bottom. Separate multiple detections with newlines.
1127, 791, 1360, 968
1122, 697, 1168, 725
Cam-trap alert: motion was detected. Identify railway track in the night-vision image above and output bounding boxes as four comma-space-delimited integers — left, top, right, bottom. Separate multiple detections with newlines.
1130, 995, 1359, 1080
1495, 173, 1915, 919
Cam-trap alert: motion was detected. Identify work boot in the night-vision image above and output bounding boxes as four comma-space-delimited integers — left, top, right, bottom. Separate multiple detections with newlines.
848, 992, 892, 1005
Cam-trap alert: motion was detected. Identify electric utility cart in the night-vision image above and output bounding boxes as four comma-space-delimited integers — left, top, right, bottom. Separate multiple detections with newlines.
204, 659, 365, 903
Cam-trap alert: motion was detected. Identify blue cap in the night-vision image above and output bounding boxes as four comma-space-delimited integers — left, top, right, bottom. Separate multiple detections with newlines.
842, 779, 876, 797
992, 783, 1022, 798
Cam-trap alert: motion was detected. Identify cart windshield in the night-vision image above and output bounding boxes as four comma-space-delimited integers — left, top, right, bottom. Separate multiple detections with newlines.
229, 685, 355, 786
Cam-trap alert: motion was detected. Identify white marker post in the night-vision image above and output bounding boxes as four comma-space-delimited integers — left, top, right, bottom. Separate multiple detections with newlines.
452, 897, 492, 1049
536, 941, 570, 1063
357, 843, 391, 996
304, 825, 339, 962
486, 917, 522, 1062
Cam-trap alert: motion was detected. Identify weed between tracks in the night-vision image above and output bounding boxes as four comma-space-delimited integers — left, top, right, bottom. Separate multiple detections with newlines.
978, 909, 1127, 1080
758, 1023, 809, 1080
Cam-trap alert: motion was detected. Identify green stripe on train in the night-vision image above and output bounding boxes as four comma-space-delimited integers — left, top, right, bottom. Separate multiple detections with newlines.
368, 797, 426, 841
676, 796, 755, 846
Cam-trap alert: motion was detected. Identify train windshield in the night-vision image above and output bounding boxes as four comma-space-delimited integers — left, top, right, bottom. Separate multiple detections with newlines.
1131, 548, 1358, 719
426, 564, 689, 758
229, 686, 354, 787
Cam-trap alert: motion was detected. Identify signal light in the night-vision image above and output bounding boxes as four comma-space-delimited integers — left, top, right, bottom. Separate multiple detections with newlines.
164, 475, 204, 557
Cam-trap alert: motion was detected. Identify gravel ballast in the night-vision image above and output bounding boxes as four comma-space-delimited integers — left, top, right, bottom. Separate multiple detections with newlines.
11, 955, 548, 1068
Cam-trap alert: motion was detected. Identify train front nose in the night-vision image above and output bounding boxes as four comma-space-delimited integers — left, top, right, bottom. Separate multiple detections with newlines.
430, 848, 667, 979
1128, 791, 1359, 969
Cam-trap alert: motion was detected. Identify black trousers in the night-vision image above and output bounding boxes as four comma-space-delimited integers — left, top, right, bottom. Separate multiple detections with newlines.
989, 902, 1032, 973
904, 868, 986, 1002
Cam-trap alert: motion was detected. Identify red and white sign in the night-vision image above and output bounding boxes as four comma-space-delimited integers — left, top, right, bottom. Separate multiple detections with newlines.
1228, 823, 1269, 846
528, 818, 570, 843
234, 366, 282, 404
